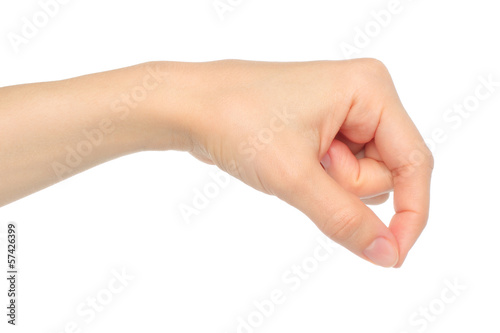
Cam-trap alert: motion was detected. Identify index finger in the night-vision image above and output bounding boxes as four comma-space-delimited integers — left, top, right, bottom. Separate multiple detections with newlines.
375, 100, 434, 267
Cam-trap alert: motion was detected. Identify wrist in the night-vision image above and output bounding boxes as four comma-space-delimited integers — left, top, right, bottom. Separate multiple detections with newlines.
136, 61, 203, 153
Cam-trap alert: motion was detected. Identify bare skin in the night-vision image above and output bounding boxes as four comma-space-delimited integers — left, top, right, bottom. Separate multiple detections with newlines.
0, 59, 433, 268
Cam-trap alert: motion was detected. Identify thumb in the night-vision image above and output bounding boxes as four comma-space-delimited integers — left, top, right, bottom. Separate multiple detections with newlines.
285, 161, 399, 268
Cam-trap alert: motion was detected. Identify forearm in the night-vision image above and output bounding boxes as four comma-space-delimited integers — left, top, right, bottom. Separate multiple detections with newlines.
0, 62, 190, 206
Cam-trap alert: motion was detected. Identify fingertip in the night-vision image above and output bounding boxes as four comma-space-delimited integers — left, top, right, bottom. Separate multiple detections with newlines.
388, 211, 427, 268
363, 236, 399, 268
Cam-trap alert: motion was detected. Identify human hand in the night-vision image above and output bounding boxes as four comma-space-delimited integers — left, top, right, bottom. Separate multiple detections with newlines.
150, 59, 433, 268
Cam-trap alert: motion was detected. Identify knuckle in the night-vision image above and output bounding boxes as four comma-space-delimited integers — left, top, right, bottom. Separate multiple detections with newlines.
324, 207, 361, 243
349, 175, 364, 195
425, 148, 435, 171
347, 58, 393, 96
355, 58, 390, 77
393, 144, 434, 178
415, 145, 435, 172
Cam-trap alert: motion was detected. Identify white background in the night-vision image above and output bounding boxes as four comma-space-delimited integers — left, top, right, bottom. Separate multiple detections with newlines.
1, 0, 499, 332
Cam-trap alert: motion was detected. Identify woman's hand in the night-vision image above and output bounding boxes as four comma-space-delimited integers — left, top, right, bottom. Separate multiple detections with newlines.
160, 59, 433, 268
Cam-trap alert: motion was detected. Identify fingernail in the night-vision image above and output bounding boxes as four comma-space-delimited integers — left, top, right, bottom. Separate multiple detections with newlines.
321, 153, 331, 170
363, 237, 399, 268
